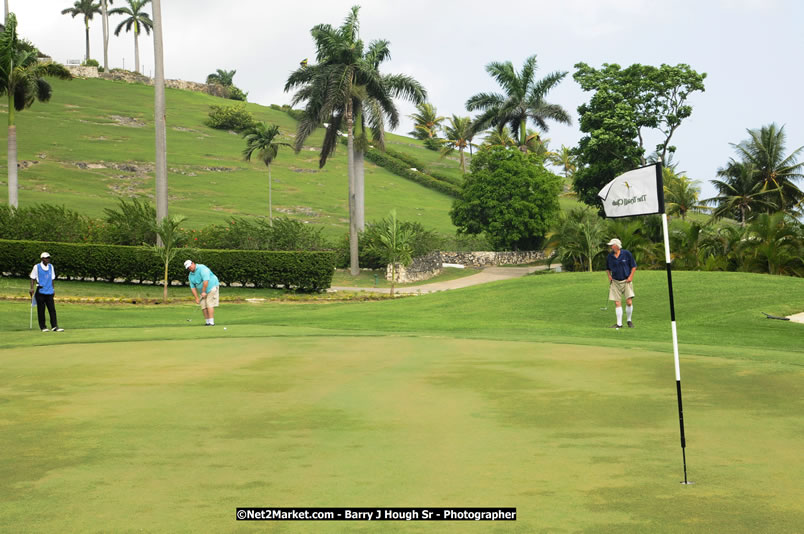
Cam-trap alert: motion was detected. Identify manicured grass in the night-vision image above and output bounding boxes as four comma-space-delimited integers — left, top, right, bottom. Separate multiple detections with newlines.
0, 78, 458, 240
0, 271, 802, 532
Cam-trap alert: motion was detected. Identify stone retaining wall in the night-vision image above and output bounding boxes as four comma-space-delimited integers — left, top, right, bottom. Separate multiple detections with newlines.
387, 250, 546, 283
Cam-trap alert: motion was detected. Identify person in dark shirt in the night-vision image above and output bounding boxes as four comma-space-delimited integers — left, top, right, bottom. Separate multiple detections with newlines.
605, 238, 636, 329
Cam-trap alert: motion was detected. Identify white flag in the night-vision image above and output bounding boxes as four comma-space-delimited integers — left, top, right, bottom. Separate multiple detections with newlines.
598, 163, 664, 218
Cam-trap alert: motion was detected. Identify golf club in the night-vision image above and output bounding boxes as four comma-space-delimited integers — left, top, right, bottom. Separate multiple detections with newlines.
30, 295, 34, 329
600, 281, 611, 311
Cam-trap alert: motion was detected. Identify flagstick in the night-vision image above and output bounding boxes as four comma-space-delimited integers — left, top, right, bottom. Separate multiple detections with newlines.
662, 212, 692, 485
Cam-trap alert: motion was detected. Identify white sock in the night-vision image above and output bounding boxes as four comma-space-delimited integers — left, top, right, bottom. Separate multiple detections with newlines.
615, 307, 623, 326
209, 319, 214, 326
205, 319, 211, 325
626, 305, 633, 322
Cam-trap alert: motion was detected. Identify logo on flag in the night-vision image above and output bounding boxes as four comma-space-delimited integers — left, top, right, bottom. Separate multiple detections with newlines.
598, 163, 664, 218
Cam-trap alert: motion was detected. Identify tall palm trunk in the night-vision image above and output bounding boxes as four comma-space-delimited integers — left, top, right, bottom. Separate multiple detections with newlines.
268, 163, 273, 226
346, 100, 359, 276
101, 0, 109, 71
134, 29, 140, 74
519, 118, 527, 153
459, 147, 465, 174
84, 16, 90, 61
7, 96, 18, 208
152, 0, 168, 240
355, 147, 365, 230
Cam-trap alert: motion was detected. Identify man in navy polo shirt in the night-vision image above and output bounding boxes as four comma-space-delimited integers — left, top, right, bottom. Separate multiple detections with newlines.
605, 238, 636, 329
29, 252, 64, 332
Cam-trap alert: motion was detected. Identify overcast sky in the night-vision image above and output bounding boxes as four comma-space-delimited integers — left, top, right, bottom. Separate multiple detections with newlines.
17, 0, 804, 199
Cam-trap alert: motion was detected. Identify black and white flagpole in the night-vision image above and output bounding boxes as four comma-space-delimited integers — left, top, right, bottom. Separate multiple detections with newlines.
599, 162, 692, 484
657, 165, 692, 484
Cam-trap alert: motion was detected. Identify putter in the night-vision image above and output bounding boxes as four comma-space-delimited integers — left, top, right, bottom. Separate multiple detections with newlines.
600, 281, 611, 311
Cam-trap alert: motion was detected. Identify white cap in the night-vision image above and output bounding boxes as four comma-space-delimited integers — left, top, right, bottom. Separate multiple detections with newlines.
184, 260, 193, 269
607, 238, 622, 248
40, 252, 51, 258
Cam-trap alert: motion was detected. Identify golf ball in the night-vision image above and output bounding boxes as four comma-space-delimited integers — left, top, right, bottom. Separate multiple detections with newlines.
224, 327, 227, 330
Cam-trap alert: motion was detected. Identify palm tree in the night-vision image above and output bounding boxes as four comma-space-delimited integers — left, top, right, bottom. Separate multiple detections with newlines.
482, 126, 516, 149
547, 145, 577, 179
110, 0, 152, 75
408, 101, 445, 140
61, 0, 102, 62
733, 124, 804, 212
440, 115, 474, 174
285, 5, 425, 275
151, 0, 167, 233
466, 55, 570, 153
741, 212, 803, 276
545, 206, 607, 272
242, 123, 291, 225
707, 160, 778, 227
367, 210, 413, 297
206, 68, 236, 86
663, 169, 705, 220
0, 14, 72, 207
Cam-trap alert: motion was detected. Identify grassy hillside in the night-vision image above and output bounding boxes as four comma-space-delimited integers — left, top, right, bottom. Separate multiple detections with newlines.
0, 77, 460, 240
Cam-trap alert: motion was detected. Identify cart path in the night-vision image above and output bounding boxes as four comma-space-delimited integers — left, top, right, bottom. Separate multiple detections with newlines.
328, 264, 553, 295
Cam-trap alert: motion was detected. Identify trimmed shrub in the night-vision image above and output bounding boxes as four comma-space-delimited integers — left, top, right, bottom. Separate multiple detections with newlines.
228, 86, 248, 101
0, 239, 335, 291
0, 204, 95, 242
205, 103, 256, 132
189, 217, 330, 251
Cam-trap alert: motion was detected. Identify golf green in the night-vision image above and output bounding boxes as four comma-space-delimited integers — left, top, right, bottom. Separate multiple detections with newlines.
1, 333, 802, 532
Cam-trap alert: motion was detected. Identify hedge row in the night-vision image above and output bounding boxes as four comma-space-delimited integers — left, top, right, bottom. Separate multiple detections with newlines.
364, 148, 461, 198
382, 148, 463, 187
383, 148, 464, 187
0, 239, 335, 291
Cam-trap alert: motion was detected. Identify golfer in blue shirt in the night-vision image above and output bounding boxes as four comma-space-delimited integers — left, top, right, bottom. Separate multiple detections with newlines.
185, 260, 220, 326
605, 238, 636, 329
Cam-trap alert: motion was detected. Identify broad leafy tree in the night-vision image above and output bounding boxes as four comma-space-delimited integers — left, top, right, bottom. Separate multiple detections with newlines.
110, 0, 152, 75
466, 55, 570, 153
242, 122, 291, 224
0, 14, 72, 207
572, 62, 705, 207
285, 5, 425, 275
450, 146, 561, 250
61, 0, 102, 61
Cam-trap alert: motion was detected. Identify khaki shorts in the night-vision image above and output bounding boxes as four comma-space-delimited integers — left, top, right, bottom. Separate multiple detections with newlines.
200, 286, 219, 309
609, 279, 634, 302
